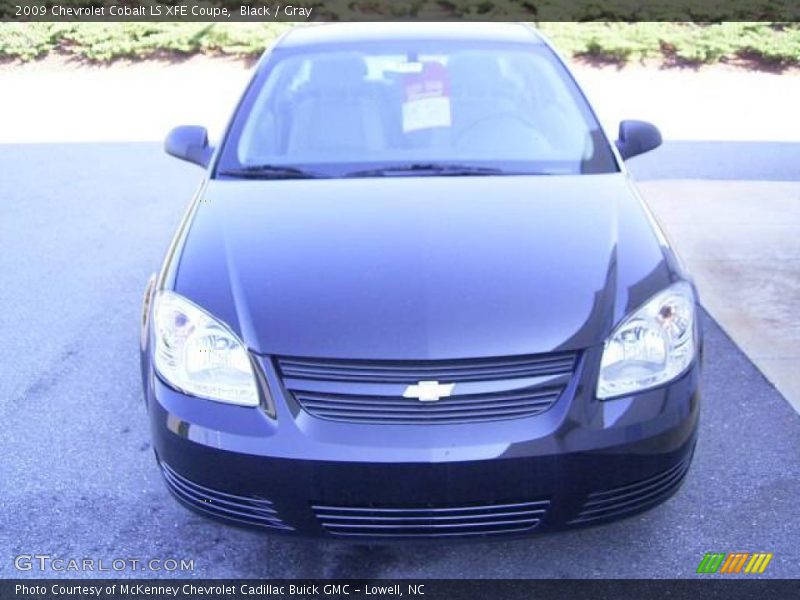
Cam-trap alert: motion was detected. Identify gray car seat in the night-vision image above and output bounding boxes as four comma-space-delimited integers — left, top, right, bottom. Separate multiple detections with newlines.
287, 54, 386, 156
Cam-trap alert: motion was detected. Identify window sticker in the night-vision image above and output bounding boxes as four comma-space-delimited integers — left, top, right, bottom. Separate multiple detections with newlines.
401, 62, 452, 133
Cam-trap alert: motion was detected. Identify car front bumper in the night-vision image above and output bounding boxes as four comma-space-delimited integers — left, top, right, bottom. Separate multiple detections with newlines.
144, 349, 700, 539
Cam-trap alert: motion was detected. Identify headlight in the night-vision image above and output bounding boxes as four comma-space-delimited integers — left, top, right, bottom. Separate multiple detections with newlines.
597, 282, 696, 399
152, 290, 259, 407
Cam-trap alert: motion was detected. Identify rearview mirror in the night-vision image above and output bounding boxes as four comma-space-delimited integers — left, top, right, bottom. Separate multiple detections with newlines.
615, 120, 662, 160
164, 126, 213, 167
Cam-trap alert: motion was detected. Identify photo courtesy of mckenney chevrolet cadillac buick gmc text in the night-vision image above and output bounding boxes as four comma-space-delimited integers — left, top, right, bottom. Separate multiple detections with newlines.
139, 22, 701, 538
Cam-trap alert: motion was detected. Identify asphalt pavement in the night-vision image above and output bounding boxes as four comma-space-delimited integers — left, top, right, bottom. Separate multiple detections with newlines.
627, 141, 800, 182
1, 142, 799, 578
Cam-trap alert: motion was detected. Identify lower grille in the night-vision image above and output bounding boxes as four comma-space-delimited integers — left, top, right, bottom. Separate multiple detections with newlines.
160, 462, 292, 531
568, 457, 691, 526
312, 499, 550, 538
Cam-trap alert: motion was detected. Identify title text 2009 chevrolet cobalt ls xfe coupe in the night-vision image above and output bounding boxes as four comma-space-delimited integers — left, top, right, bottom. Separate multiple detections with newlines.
141, 23, 701, 538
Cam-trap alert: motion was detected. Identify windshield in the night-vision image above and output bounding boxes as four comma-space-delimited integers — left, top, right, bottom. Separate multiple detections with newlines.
216, 40, 618, 178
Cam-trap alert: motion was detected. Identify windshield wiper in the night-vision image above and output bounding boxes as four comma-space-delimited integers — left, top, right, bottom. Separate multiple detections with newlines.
343, 163, 510, 178
218, 164, 331, 179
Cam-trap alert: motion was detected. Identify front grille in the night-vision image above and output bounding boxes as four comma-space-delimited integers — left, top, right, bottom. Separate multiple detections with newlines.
277, 352, 577, 383
294, 387, 561, 424
312, 499, 550, 538
160, 462, 293, 531
568, 457, 691, 526
276, 352, 577, 425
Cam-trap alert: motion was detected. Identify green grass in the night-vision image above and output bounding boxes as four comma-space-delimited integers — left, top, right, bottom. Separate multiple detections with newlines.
538, 22, 800, 66
1, 22, 799, 68
0, 23, 293, 61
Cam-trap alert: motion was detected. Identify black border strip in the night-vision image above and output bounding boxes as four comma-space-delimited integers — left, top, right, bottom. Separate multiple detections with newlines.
4, 579, 800, 600
2, 0, 800, 22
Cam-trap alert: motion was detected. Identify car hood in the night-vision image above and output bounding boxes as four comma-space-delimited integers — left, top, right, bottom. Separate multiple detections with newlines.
172, 174, 673, 359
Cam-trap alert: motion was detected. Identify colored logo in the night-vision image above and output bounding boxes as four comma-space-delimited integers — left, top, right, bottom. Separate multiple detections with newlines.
697, 552, 773, 574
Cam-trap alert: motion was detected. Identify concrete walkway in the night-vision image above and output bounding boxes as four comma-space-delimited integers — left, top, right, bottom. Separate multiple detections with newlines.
639, 180, 800, 411
2, 56, 800, 144
0, 56, 251, 143
1, 55, 797, 411
574, 64, 800, 143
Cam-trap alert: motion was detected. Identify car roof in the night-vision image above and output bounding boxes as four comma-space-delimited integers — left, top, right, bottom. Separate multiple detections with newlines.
277, 22, 544, 48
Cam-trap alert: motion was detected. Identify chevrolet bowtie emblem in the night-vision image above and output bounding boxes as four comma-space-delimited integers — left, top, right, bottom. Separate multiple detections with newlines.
403, 381, 455, 402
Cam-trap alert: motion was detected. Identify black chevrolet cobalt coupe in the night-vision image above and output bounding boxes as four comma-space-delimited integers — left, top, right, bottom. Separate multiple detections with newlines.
141, 23, 701, 538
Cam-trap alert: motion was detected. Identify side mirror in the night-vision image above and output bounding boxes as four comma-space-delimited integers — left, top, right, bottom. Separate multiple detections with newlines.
164, 126, 212, 167
615, 120, 662, 160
